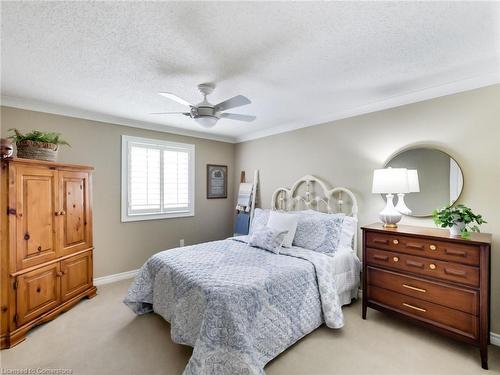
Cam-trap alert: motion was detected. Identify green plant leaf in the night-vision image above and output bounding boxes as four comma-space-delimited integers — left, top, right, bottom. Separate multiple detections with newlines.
7, 129, 70, 147
432, 204, 485, 235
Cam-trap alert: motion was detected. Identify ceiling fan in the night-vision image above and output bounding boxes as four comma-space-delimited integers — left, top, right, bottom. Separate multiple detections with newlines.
152, 83, 256, 128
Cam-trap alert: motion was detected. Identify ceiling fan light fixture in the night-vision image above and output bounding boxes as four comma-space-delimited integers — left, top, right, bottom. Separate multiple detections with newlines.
156, 84, 255, 128
195, 116, 218, 128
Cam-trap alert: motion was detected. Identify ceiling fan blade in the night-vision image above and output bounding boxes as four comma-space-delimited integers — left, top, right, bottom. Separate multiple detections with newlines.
150, 112, 191, 116
158, 92, 193, 107
215, 95, 251, 111
219, 113, 256, 122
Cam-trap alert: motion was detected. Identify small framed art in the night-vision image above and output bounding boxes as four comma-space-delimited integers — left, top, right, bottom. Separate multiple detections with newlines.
207, 164, 228, 199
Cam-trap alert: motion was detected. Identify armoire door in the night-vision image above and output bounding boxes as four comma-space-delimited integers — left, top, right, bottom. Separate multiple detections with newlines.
58, 171, 92, 257
60, 251, 92, 302
16, 262, 61, 326
14, 166, 59, 270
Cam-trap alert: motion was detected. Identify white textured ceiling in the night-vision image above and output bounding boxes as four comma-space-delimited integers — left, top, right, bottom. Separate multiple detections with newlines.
2, 2, 500, 143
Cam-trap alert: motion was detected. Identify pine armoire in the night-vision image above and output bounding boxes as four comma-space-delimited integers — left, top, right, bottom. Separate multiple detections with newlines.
1, 158, 96, 348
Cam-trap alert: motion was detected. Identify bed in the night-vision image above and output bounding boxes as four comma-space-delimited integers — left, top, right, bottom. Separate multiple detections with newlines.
124, 175, 360, 375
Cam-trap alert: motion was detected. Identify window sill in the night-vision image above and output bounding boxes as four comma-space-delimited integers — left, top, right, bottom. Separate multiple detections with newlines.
121, 211, 194, 222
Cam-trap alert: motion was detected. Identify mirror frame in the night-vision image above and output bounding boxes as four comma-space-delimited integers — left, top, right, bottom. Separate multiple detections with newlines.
383, 146, 464, 218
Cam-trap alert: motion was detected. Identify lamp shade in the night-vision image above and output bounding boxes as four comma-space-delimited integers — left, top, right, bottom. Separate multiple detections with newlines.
408, 169, 420, 193
372, 168, 409, 194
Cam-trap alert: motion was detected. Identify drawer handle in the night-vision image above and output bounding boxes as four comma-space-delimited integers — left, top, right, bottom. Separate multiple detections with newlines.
37, 246, 42, 252
393, 256, 399, 262
444, 268, 466, 277
373, 239, 389, 245
402, 284, 427, 293
373, 255, 389, 261
392, 239, 399, 245
36, 287, 41, 293
444, 248, 467, 257
403, 303, 426, 313
429, 263, 437, 270
406, 260, 424, 269
429, 245, 437, 251
406, 243, 425, 250
24, 233, 30, 241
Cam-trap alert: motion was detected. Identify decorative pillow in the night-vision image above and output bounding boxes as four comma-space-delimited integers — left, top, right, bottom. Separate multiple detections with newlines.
294, 210, 356, 249
249, 208, 270, 234
248, 227, 288, 254
292, 213, 345, 255
267, 211, 299, 248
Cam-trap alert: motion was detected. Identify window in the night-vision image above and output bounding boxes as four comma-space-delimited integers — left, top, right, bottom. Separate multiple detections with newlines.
121, 135, 195, 222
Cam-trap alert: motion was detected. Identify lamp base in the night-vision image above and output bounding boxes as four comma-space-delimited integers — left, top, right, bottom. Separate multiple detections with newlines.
379, 193, 402, 228
395, 193, 412, 215
383, 223, 398, 229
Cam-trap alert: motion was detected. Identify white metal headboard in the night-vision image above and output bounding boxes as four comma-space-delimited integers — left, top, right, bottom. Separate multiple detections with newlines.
271, 174, 359, 251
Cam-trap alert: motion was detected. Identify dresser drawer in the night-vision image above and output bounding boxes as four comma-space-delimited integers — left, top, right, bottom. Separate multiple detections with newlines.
366, 248, 479, 287
368, 285, 478, 339
366, 232, 479, 266
367, 267, 479, 315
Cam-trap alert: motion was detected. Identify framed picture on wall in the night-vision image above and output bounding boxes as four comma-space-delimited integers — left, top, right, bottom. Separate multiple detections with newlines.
207, 164, 228, 199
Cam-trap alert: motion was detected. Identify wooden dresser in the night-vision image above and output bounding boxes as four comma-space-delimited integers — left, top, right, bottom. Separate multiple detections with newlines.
362, 223, 491, 369
1, 158, 96, 348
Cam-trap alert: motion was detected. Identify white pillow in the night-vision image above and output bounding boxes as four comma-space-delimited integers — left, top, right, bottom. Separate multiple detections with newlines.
339, 216, 357, 249
267, 211, 299, 248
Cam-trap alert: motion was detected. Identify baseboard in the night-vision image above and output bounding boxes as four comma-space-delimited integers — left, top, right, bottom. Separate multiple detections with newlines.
94, 269, 138, 286
491, 332, 500, 347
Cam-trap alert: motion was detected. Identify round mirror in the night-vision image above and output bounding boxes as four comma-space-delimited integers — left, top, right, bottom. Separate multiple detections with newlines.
384, 147, 464, 217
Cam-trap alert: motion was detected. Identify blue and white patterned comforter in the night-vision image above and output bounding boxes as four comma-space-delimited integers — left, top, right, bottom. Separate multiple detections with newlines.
124, 238, 346, 375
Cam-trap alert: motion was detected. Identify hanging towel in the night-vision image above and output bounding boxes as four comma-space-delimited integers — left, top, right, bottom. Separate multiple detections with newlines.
234, 212, 251, 235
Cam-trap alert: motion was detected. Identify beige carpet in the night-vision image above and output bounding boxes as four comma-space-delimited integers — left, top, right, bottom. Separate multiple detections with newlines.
1, 279, 498, 375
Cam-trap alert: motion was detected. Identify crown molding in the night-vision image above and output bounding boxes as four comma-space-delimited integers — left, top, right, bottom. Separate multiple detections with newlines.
0, 95, 237, 143
3, 71, 499, 145
235, 71, 500, 143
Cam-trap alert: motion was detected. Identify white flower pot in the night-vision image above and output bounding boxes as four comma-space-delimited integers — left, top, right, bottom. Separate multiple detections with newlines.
449, 222, 466, 236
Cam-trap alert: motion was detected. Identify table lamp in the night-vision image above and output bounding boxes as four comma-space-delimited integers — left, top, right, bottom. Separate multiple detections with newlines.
372, 168, 409, 228
395, 169, 420, 215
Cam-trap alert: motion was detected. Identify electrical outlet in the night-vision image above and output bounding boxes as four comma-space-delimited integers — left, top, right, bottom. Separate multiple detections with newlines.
179, 239, 185, 247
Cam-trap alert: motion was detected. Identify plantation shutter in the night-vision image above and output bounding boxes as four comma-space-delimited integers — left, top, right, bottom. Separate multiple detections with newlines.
122, 136, 194, 221
129, 145, 161, 213
163, 150, 190, 209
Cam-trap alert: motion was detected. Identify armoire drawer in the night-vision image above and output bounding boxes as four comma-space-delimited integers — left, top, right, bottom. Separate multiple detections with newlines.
365, 231, 480, 266
16, 263, 61, 326
61, 251, 93, 302
367, 266, 479, 315
368, 285, 478, 339
366, 248, 479, 287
